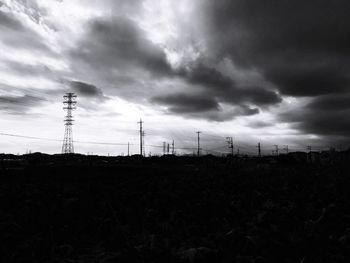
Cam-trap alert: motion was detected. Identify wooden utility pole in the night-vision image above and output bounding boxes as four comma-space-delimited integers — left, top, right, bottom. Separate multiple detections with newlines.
196, 131, 201, 156
138, 119, 143, 156
257, 142, 261, 157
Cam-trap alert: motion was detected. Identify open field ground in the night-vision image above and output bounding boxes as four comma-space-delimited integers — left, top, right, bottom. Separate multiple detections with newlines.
1, 155, 350, 262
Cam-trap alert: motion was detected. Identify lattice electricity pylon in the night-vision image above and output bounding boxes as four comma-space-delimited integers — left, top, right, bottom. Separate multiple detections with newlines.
62, 93, 77, 154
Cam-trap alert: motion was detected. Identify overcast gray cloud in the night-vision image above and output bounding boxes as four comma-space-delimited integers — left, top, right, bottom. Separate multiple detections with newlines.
3, 60, 55, 77
0, 9, 52, 52
0, 93, 46, 114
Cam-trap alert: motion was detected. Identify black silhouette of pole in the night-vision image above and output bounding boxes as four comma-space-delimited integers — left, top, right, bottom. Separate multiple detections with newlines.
127, 142, 130, 156
172, 140, 175, 155
138, 119, 143, 156
163, 142, 166, 155
307, 146, 312, 162
257, 142, 261, 157
274, 145, 279, 156
196, 131, 201, 156
226, 137, 234, 156
283, 145, 289, 154
142, 131, 146, 156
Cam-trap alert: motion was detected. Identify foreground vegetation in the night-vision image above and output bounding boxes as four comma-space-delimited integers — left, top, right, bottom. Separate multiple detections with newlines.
1, 154, 350, 262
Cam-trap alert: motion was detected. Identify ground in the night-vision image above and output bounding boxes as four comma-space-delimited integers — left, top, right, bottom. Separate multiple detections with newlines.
0, 154, 350, 262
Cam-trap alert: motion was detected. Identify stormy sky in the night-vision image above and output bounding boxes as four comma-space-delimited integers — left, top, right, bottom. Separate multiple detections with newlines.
0, 0, 349, 155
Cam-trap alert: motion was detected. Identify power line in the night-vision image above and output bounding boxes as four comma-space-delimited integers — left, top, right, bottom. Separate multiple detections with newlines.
201, 132, 226, 140
0, 128, 334, 157
202, 148, 224, 155
75, 141, 130, 146
0, 132, 131, 146
0, 132, 61, 142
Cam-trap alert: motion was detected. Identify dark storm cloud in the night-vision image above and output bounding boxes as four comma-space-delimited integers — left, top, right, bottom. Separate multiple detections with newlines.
69, 81, 106, 99
0, 94, 47, 114
281, 109, 350, 137
281, 93, 350, 136
307, 93, 350, 111
151, 93, 220, 114
151, 93, 259, 121
264, 62, 350, 97
63, 80, 109, 111
71, 16, 172, 77
220, 87, 282, 106
203, 0, 350, 97
178, 62, 282, 105
70, 15, 281, 118
180, 63, 233, 90
201, 104, 259, 122
202, 0, 350, 139
302, 112, 350, 136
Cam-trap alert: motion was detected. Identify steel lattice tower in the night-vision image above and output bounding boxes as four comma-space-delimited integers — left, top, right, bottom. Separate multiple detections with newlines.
62, 93, 77, 154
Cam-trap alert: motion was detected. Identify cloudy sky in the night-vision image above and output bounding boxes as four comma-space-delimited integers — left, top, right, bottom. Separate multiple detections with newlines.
0, 0, 349, 155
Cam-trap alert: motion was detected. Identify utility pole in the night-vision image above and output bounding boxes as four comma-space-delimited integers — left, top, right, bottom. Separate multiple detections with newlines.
307, 146, 312, 163
167, 143, 170, 154
226, 137, 234, 156
172, 140, 175, 155
257, 142, 261, 157
274, 145, 279, 156
142, 131, 146, 156
138, 119, 143, 156
127, 142, 130, 156
196, 131, 201, 156
163, 142, 166, 155
283, 145, 289, 154
62, 93, 77, 154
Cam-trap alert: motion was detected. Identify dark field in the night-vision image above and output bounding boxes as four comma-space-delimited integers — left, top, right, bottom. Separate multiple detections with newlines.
1, 154, 350, 263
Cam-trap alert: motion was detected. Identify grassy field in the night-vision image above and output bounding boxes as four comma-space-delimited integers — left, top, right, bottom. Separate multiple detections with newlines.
0, 155, 350, 262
